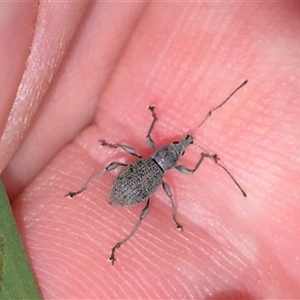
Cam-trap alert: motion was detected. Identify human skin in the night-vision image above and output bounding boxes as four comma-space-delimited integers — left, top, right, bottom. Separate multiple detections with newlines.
1, 2, 300, 299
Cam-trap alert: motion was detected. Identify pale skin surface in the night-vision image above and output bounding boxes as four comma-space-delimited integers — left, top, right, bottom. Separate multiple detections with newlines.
1, 2, 300, 299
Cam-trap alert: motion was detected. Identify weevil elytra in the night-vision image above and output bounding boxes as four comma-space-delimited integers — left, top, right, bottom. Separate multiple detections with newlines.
66, 80, 248, 265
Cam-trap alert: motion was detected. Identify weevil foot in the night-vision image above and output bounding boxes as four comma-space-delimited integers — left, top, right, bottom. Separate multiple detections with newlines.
109, 243, 122, 265
177, 223, 183, 231
65, 191, 77, 198
109, 255, 116, 265
65, 187, 86, 198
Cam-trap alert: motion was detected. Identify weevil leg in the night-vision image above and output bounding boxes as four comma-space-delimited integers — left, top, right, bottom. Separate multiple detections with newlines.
146, 105, 158, 151
162, 181, 183, 230
175, 152, 218, 174
109, 199, 150, 265
99, 140, 142, 158
175, 153, 247, 197
65, 162, 127, 198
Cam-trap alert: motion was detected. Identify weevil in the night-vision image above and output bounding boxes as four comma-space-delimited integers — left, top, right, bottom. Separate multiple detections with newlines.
66, 80, 248, 265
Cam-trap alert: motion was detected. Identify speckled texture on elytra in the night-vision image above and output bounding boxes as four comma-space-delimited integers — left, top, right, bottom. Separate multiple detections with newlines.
110, 158, 164, 207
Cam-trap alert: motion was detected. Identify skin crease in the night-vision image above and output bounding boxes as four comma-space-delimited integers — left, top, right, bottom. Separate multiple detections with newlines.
1, 2, 300, 299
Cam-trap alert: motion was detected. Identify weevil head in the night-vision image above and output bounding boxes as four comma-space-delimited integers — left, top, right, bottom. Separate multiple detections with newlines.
152, 134, 194, 171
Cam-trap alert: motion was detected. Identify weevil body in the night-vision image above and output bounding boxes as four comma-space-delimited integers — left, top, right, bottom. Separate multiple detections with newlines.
110, 158, 163, 207
66, 80, 248, 265
110, 134, 193, 207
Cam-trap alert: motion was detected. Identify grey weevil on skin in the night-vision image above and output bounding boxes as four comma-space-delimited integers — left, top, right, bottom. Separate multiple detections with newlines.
65, 80, 248, 265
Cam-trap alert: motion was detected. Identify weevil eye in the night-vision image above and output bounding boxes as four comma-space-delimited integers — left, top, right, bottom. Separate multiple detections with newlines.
173, 141, 179, 144
181, 150, 185, 156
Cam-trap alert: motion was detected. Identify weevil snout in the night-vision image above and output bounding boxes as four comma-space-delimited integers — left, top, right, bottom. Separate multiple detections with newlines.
184, 134, 194, 145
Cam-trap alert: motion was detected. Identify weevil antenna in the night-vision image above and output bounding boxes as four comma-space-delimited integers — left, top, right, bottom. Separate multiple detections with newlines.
191, 80, 248, 135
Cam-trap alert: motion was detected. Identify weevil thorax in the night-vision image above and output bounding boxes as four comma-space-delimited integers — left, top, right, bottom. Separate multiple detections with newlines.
152, 134, 194, 171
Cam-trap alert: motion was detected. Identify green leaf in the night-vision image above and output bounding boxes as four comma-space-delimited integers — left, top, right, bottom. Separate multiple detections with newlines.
0, 180, 42, 300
